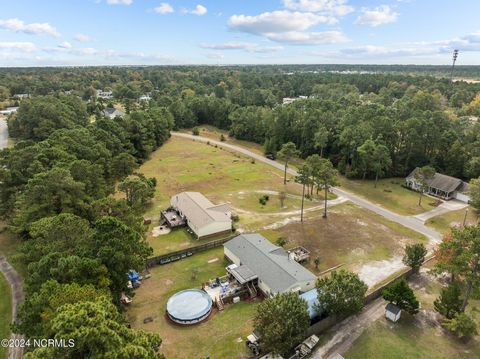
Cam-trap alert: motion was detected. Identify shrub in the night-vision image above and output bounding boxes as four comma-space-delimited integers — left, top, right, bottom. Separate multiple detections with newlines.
192, 127, 200, 135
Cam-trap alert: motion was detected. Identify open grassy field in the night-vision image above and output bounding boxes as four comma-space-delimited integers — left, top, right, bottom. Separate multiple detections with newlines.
259, 202, 427, 275
426, 206, 479, 234
339, 177, 437, 216
126, 247, 259, 359
0, 273, 11, 359
138, 136, 331, 255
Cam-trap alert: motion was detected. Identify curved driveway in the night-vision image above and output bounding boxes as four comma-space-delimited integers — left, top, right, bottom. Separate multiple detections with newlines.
172, 132, 441, 243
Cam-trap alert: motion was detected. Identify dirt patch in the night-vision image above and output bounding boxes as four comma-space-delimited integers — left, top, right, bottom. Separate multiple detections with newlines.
152, 226, 171, 237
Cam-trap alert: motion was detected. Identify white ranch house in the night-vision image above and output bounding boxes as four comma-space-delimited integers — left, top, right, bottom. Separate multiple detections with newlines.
224, 233, 316, 297
406, 169, 470, 203
170, 192, 232, 239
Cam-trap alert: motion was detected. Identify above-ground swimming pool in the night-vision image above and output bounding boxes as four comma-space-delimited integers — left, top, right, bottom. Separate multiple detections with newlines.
166, 288, 213, 325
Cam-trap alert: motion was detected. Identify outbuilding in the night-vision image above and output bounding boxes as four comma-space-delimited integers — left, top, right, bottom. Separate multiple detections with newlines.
385, 303, 401, 322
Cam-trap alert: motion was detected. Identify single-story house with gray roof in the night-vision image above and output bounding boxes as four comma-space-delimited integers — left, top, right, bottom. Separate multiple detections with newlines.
224, 233, 316, 297
170, 192, 232, 239
406, 169, 470, 203
102, 107, 125, 119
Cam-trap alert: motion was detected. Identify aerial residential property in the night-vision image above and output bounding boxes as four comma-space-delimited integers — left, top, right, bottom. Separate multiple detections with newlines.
1, 1, 480, 359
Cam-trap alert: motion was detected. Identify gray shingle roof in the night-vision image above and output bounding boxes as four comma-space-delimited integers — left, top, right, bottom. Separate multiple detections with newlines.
407, 169, 467, 193
386, 303, 401, 315
171, 192, 231, 230
224, 234, 316, 294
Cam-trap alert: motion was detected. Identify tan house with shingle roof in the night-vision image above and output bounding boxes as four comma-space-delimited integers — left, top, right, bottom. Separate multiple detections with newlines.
406, 169, 470, 203
170, 192, 232, 239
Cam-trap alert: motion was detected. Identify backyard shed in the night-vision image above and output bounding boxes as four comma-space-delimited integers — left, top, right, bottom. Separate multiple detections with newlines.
385, 303, 401, 322
170, 192, 232, 239
224, 234, 316, 296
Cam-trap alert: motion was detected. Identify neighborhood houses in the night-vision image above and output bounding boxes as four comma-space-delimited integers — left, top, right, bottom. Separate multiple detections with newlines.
101, 107, 125, 119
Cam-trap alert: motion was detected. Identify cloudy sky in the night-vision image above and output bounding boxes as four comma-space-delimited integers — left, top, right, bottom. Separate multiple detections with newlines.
1, 0, 479, 66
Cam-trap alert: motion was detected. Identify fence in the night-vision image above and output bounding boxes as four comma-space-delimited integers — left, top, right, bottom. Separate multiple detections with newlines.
146, 235, 237, 268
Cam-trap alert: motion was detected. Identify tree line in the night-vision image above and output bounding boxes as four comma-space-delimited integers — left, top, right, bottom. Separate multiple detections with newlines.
0, 94, 173, 358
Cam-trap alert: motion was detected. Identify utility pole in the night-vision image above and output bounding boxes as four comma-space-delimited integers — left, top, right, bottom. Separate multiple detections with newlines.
450, 49, 459, 83
463, 207, 469, 227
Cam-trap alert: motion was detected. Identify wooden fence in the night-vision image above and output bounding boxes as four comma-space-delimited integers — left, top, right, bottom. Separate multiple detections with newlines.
146, 234, 237, 268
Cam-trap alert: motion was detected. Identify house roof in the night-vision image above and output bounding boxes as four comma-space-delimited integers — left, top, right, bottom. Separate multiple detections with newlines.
102, 108, 124, 117
407, 169, 467, 194
230, 265, 258, 284
386, 303, 401, 315
299, 288, 322, 319
171, 192, 231, 230
224, 234, 316, 294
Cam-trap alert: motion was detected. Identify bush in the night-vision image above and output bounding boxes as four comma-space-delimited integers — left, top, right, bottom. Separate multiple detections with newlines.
259, 195, 270, 206
276, 237, 288, 247
192, 127, 200, 135
220, 134, 225, 142
443, 312, 478, 338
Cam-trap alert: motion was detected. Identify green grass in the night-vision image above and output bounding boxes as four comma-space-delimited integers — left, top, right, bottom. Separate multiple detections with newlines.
126, 247, 258, 359
136, 136, 335, 254
346, 273, 480, 359
0, 273, 11, 359
426, 207, 479, 234
339, 177, 437, 216
345, 315, 480, 359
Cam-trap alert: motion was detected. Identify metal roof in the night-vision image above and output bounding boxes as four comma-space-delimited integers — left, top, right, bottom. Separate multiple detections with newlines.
230, 265, 258, 284
171, 192, 231, 230
224, 234, 316, 294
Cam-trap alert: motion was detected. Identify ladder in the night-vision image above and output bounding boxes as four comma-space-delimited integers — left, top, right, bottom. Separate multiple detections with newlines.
247, 282, 257, 299
216, 297, 224, 311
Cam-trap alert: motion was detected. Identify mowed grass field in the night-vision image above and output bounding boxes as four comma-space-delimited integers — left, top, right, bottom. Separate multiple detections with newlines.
138, 136, 329, 255
0, 273, 11, 359
260, 203, 427, 274
345, 272, 480, 359
126, 247, 259, 359
339, 177, 437, 216
426, 206, 479, 234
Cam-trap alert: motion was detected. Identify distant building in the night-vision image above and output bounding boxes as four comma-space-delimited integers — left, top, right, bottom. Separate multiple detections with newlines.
139, 94, 152, 101
224, 233, 316, 297
385, 303, 401, 322
102, 107, 125, 119
282, 96, 308, 105
96, 90, 113, 99
406, 169, 470, 203
169, 192, 232, 239
13, 93, 30, 99
0, 106, 19, 115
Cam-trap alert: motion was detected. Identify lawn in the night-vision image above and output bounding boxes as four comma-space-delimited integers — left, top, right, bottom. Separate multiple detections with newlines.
426, 206, 479, 234
345, 272, 480, 359
138, 136, 332, 255
339, 177, 437, 216
259, 203, 427, 275
126, 247, 259, 359
0, 273, 11, 359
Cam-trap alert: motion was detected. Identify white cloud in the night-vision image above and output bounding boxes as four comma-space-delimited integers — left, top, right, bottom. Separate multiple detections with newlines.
190, 4, 207, 16
106, 0, 133, 5
355, 5, 398, 27
74, 33, 91, 42
266, 30, 348, 45
0, 41, 37, 52
200, 42, 283, 53
154, 3, 174, 14
337, 45, 438, 57
205, 52, 225, 59
0, 18, 60, 37
228, 11, 336, 35
228, 10, 345, 45
282, 0, 354, 16
58, 41, 72, 49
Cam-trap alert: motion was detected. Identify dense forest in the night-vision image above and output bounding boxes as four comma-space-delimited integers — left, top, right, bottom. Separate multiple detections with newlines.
1, 64, 480, 357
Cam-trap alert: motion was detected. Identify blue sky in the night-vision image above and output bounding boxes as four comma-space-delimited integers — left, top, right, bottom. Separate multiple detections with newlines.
0, 0, 479, 66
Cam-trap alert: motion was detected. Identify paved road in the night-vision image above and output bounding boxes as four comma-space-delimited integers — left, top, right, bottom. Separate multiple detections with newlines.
172, 132, 442, 243
413, 199, 468, 223
0, 256, 24, 359
0, 118, 8, 150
